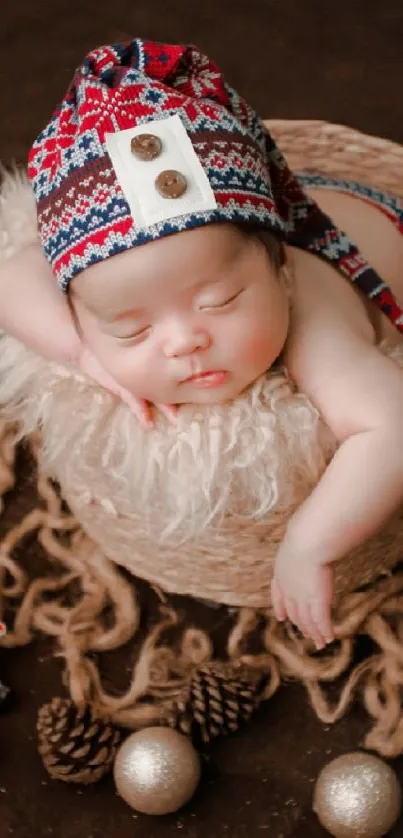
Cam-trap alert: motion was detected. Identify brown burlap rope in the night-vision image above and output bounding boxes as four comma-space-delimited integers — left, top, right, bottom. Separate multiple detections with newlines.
2, 428, 403, 756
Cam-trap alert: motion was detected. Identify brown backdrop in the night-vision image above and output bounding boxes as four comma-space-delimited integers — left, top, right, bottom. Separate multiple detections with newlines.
1, 2, 403, 836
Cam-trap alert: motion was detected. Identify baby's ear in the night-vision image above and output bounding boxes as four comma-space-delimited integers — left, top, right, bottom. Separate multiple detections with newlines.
254, 229, 286, 272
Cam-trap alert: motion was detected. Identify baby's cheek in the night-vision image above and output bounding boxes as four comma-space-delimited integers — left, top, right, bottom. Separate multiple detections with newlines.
238, 332, 276, 369
116, 358, 150, 394
92, 346, 142, 392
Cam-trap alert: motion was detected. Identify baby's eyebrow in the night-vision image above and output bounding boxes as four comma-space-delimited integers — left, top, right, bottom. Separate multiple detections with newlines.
114, 307, 145, 320
101, 306, 146, 324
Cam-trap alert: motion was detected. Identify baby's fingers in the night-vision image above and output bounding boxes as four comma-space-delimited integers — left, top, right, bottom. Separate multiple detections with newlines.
78, 347, 154, 428
284, 596, 300, 630
156, 403, 178, 425
119, 396, 178, 429
123, 394, 154, 428
311, 598, 334, 645
271, 578, 287, 621
298, 603, 327, 650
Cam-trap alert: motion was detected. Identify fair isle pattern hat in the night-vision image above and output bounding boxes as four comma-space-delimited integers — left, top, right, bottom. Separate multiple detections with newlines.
28, 39, 290, 293
28, 38, 393, 316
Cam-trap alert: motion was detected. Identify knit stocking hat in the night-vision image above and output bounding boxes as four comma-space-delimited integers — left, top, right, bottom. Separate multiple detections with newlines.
28, 38, 390, 311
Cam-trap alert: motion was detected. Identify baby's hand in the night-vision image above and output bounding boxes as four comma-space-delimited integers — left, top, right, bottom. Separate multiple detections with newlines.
77, 345, 178, 429
270, 545, 334, 650
0, 245, 177, 429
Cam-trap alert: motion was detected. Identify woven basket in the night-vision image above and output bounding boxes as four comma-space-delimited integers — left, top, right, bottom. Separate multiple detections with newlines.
266, 119, 403, 196
1, 119, 403, 608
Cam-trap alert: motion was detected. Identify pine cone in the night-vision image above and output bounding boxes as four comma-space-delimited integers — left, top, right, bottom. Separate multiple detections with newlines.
166, 661, 266, 745
37, 697, 122, 784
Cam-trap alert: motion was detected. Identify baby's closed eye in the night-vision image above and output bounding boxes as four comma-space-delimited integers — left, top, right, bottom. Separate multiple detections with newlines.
197, 288, 245, 310
100, 319, 151, 344
114, 325, 151, 344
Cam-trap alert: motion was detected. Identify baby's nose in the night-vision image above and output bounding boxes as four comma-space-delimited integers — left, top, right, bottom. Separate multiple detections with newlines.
162, 320, 210, 357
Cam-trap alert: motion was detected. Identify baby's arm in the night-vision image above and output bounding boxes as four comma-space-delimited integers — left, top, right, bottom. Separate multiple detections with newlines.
0, 244, 176, 426
273, 317, 403, 647
0, 242, 81, 362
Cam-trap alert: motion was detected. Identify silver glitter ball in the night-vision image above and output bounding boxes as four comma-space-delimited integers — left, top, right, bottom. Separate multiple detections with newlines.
313, 751, 401, 837
113, 726, 201, 815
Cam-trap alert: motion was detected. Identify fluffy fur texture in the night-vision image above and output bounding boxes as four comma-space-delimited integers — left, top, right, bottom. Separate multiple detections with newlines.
1, 167, 403, 605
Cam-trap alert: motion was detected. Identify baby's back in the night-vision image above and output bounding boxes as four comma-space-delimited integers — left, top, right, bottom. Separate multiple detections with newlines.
299, 186, 403, 346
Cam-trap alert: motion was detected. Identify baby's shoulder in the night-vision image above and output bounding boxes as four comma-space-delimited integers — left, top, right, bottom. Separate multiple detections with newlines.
286, 243, 376, 352
301, 186, 403, 345
283, 246, 403, 440
281, 185, 403, 437
283, 246, 377, 406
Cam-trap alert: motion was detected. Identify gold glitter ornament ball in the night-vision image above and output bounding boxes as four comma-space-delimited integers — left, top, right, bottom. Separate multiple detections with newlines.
113, 727, 201, 815
313, 751, 401, 837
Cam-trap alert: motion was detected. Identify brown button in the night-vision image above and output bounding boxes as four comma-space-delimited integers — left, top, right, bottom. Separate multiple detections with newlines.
155, 169, 188, 199
130, 133, 162, 161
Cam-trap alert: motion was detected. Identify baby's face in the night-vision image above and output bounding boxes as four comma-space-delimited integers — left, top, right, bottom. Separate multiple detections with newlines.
71, 223, 289, 406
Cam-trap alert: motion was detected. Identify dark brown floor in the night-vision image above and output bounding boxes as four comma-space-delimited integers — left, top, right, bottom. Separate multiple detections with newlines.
1, 2, 403, 835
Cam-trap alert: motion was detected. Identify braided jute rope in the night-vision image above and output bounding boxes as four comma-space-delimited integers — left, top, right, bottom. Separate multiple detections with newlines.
2, 120, 403, 757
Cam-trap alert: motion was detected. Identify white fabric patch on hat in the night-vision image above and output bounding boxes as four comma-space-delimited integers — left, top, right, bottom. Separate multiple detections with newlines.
105, 114, 217, 228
